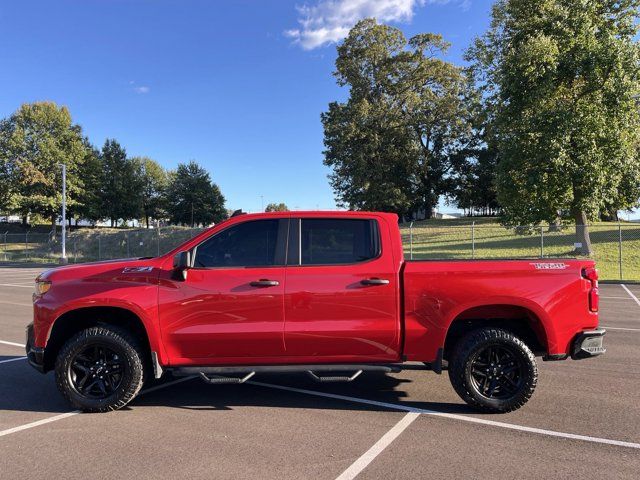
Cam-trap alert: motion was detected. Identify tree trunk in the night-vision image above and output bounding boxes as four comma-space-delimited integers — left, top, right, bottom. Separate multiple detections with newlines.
145, 215, 150, 229
573, 210, 593, 255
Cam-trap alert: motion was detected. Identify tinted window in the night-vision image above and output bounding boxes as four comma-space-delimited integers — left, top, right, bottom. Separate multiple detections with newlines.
300, 219, 379, 265
194, 220, 282, 268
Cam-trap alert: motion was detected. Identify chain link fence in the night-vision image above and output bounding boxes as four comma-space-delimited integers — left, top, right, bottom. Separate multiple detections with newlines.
0, 227, 204, 264
2, 222, 638, 281
401, 222, 640, 281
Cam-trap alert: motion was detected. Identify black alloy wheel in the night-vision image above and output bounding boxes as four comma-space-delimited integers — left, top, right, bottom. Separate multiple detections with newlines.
468, 345, 524, 400
69, 344, 126, 399
55, 325, 146, 412
448, 328, 538, 413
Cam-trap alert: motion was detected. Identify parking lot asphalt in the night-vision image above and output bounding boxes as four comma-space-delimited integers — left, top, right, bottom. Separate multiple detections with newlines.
0, 265, 638, 479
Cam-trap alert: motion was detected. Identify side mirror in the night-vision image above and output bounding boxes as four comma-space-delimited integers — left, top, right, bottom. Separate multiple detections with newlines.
172, 251, 191, 280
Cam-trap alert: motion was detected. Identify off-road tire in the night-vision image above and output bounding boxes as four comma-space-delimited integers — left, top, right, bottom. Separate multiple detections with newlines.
448, 328, 538, 413
55, 325, 145, 412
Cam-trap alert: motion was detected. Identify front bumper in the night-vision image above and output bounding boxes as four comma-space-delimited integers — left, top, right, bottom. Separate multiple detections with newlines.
25, 323, 46, 373
571, 328, 606, 360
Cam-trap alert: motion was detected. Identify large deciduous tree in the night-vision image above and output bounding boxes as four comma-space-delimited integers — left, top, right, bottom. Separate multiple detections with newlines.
322, 19, 471, 220
467, 0, 640, 254
0, 102, 89, 227
165, 161, 226, 227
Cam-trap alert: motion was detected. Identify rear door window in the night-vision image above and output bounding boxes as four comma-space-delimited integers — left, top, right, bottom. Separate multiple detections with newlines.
294, 218, 380, 265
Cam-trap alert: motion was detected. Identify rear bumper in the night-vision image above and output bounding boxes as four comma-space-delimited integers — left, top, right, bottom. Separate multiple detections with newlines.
571, 328, 606, 360
25, 323, 46, 373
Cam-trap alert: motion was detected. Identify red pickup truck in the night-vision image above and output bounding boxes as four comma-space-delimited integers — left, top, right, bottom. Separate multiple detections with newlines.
27, 211, 605, 413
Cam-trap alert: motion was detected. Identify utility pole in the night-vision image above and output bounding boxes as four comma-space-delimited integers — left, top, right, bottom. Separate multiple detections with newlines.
60, 163, 67, 264
191, 202, 194, 228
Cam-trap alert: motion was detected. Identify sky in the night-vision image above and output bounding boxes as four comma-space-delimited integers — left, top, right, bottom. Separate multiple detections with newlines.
0, 1, 494, 213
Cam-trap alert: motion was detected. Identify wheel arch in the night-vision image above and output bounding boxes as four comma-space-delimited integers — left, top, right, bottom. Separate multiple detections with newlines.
443, 303, 549, 360
44, 306, 153, 372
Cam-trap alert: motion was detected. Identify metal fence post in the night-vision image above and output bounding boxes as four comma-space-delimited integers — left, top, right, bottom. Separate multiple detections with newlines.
618, 222, 623, 280
540, 225, 544, 258
126, 231, 130, 257
98, 234, 102, 261
471, 222, 475, 259
25, 231, 29, 260
3, 232, 7, 261
409, 221, 414, 260
157, 227, 161, 257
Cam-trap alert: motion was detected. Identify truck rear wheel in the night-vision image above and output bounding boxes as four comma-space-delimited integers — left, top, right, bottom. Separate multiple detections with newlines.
55, 325, 145, 412
448, 328, 538, 413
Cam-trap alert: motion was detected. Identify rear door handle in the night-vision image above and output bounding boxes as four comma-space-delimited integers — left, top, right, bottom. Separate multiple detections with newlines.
361, 278, 390, 286
250, 279, 280, 287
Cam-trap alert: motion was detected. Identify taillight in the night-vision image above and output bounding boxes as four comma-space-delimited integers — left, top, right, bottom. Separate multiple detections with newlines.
582, 267, 599, 312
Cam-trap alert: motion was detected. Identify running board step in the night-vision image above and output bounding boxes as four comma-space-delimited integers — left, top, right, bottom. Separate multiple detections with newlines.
171, 364, 401, 377
199, 372, 256, 384
306, 370, 362, 383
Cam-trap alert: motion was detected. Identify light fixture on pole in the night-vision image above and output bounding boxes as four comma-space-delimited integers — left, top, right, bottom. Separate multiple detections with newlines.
59, 163, 67, 264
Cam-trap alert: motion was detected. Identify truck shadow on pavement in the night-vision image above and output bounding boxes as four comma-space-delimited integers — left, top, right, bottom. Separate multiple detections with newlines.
0, 363, 474, 416
131, 373, 476, 415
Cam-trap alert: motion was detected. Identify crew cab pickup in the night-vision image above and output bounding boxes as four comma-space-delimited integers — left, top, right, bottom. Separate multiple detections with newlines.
27, 211, 605, 413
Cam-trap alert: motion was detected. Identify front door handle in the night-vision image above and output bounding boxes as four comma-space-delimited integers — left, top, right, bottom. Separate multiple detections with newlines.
361, 278, 390, 286
250, 279, 280, 287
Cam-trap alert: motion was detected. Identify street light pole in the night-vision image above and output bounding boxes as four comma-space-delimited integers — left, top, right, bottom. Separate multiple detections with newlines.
60, 163, 67, 264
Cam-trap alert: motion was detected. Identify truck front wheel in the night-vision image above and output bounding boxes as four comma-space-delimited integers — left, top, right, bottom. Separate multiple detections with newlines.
448, 328, 538, 413
55, 325, 145, 412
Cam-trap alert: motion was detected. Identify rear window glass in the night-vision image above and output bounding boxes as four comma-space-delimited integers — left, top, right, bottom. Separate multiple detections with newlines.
300, 219, 379, 265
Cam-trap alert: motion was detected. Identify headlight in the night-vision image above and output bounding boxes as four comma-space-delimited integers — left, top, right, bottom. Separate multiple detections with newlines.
35, 280, 52, 296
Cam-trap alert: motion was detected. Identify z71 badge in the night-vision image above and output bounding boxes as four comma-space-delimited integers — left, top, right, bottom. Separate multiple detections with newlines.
530, 262, 569, 270
122, 266, 154, 273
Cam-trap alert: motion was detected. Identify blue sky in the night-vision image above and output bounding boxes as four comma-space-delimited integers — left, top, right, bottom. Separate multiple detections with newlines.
0, 1, 491, 212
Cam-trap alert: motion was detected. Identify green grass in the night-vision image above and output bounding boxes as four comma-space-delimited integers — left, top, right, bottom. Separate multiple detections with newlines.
400, 219, 640, 281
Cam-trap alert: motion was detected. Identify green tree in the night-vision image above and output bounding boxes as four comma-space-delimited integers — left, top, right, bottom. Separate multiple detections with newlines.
71, 138, 102, 225
448, 89, 500, 216
132, 157, 168, 228
265, 202, 289, 212
467, 0, 640, 254
99, 139, 142, 227
165, 161, 226, 226
0, 102, 89, 227
323, 19, 471, 220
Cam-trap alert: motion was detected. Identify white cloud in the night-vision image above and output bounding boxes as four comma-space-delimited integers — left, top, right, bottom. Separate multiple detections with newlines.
134, 86, 150, 94
286, 0, 438, 50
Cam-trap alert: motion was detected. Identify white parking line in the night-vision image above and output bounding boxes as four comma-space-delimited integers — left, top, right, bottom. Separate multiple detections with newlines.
0, 340, 25, 348
603, 326, 640, 332
0, 357, 26, 364
621, 285, 640, 307
0, 283, 33, 289
335, 412, 420, 480
0, 376, 197, 438
0, 411, 80, 437
249, 381, 640, 451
